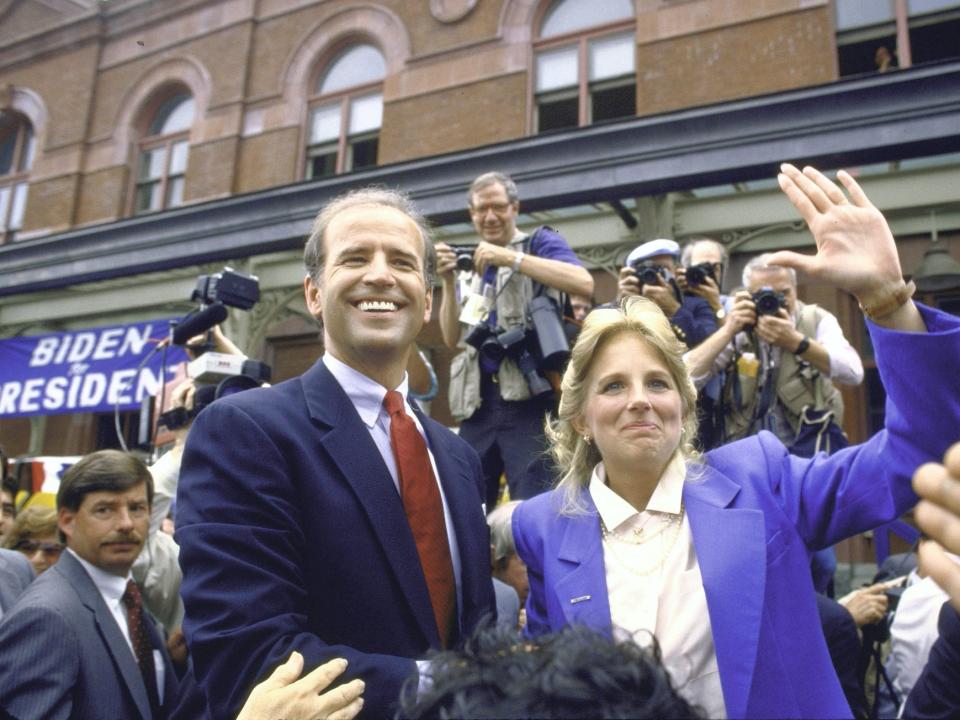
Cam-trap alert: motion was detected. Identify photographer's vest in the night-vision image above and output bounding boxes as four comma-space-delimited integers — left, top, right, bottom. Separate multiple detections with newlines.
448, 231, 562, 422
722, 302, 844, 442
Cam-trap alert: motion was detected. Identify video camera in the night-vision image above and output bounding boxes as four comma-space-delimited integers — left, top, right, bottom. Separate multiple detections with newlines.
685, 262, 717, 287
156, 267, 271, 432
751, 287, 787, 316
463, 296, 569, 397
451, 244, 479, 273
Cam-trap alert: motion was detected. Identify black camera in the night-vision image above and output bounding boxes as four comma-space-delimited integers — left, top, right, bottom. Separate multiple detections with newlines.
464, 319, 558, 398
452, 244, 478, 273
685, 262, 717, 287
192, 267, 260, 310
751, 288, 787, 316
631, 261, 671, 287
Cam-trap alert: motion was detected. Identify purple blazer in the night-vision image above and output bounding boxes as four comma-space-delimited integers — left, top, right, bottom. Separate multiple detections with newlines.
514, 305, 960, 719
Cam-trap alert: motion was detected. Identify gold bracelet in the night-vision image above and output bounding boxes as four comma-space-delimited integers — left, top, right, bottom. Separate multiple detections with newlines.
858, 280, 916, 321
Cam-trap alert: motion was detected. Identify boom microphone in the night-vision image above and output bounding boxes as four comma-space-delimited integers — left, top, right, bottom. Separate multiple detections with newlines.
171, 303, 228, 345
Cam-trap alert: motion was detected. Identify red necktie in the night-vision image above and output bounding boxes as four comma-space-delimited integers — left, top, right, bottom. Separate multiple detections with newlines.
122, 579, 160, 712
384, 390, 456, 647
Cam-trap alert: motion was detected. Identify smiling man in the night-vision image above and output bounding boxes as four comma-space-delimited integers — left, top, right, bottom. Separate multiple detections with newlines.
0, 450, 179, 720
176, 188, 495, 719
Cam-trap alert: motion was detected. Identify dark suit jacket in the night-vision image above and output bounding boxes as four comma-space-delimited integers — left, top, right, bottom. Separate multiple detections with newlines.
513, 304, 960, 719
903, 601, 960, 720
673, 293, 718, 347
0, 550, 178, 720
176, 359, 495, 719
0, 548, 33, 613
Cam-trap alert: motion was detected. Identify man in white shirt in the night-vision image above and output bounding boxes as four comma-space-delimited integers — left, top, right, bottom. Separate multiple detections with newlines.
0, 449, 179, 720
685, 252, 864, 447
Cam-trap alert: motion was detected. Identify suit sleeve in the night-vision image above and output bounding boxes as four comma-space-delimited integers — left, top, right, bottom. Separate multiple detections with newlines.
0, 605, 80, 720
672, 296, 718, 348
749, 305, 960, 550
512, 503, 551, 638
176, 401, 416, 719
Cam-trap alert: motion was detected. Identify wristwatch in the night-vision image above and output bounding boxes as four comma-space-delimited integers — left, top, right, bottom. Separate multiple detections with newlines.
715, 307, 726, 321
795, 336, 811, 355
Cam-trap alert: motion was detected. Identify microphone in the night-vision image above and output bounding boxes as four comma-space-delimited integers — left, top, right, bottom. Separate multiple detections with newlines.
171, 303, 228, 345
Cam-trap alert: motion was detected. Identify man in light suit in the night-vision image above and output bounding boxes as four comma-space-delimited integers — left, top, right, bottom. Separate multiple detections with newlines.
0, 450, 179, 720
0, 547, 33, 616
176, 188, 496, 719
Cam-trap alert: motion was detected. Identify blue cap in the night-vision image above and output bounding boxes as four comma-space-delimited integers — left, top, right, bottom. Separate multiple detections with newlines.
626, 238, 680, 266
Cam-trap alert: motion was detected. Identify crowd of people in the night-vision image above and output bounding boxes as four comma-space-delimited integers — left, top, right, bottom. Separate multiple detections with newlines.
1, 164, 959, 720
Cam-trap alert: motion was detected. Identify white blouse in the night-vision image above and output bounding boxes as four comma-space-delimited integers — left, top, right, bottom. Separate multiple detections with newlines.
589, 456, 726, 719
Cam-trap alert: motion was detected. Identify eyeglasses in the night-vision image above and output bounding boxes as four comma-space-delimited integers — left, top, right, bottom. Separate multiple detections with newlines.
14, 539, 64, 556
1, 502, 14, 517
470, 203, 513, 217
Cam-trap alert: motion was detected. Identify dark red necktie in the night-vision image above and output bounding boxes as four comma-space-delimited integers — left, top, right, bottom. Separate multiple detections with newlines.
384, 390, 456, 647
122, 579, 160, 713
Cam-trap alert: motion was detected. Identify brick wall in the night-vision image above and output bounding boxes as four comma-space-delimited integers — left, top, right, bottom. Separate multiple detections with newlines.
235, 127, 300, 194
636, 7, 836, 116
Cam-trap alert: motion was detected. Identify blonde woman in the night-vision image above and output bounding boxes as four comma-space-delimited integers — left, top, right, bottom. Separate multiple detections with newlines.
512, 164, 960, 719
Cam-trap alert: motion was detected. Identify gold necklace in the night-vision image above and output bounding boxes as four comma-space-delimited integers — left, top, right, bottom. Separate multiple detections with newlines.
599, 504, 685, 577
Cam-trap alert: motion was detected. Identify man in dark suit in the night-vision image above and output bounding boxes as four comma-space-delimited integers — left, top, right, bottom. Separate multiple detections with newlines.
0, 547, 33, 616
0, 450, 179, 720
176, 188, 496, 719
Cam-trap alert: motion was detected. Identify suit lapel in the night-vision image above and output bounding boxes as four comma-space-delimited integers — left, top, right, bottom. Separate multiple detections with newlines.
554, 492, 613, 633
684, 467, 765, 720
58, 553, 150, 720
302, 361, 440, 648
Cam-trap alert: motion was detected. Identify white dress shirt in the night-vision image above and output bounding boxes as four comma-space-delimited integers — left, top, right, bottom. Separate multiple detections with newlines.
321, 353, 463, 610
589, 455, 726, 719
67, 549, 165, 703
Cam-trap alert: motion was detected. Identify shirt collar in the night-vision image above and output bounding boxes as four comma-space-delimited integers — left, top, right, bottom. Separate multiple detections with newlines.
589, 453, 686, 531
322, 352, 410, 429
66, 548, 130, 603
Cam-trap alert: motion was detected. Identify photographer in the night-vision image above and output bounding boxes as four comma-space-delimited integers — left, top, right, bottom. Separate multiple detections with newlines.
678, 238, 730, 322
437, 172, 593, 508
685, 253, 863, 447
617, 239, 718, 348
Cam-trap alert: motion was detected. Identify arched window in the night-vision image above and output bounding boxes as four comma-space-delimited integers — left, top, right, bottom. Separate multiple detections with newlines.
0, 111, 35, 243
534, 0, 635, 133
134, 92, 194, 214
306, 43, 385, 178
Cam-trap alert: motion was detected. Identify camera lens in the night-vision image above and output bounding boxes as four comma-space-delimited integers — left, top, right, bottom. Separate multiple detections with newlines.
455, 253, 474, 272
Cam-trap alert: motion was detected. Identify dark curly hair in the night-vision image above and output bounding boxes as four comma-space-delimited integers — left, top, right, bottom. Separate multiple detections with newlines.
398, 622, 702, 719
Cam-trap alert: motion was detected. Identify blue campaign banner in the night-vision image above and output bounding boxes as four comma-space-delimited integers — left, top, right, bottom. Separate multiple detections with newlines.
0, 319, 189, 418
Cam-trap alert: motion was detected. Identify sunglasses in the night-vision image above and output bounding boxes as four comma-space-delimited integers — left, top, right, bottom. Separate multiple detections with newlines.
14, 539, 64, 556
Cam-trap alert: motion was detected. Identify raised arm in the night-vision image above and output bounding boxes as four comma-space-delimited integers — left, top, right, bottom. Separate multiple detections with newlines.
770, 164, 925, 334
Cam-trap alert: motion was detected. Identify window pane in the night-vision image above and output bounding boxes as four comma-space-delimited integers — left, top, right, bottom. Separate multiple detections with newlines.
151, 94, 194, 135
139, 148, 166, 181
319, 45, 386, 94
834, 0, 895, 30
0, 125, 14, 175
592, 83, 635, 123
540, 0, 633, 38
169, 140, 189, 175
837, 34, 898, 76
348, 136, 378, 171
166, 176, 184, 208
9, 182, 27, 230
536, 46, 579, 92
0, 186, 9, 230
348, 93, 383, 135
19, 124, 35, 172
589, 33, 634, 81
909, 15, 960, 64
307, 147, 338, 179
909, 0, 960, 15
537, 95, 579, 132
135, 182, 161, 213
310, 104, 342, 144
